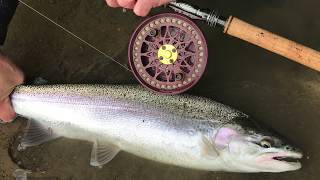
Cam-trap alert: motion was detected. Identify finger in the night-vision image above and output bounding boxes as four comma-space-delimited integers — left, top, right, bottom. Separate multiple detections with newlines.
0, 56, 24, 90
105, 0, 120, 7
12, 66, 24, 86
134, 0, 153, 17
5, 61, 24, 87
0, 97, 16, 123
118, 0, 136, 9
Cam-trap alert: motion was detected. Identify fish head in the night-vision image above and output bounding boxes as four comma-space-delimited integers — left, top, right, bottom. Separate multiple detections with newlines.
212, 117, 302, 173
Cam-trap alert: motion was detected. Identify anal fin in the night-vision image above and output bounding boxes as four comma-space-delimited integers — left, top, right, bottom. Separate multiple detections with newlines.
19, 120, 60, 150
90, 140, 120, 167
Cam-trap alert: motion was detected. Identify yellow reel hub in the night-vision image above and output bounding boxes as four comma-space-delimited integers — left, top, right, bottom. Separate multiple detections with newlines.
158, 44, 178, 65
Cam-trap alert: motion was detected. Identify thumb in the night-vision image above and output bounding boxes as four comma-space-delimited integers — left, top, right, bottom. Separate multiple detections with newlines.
134, 0, 172, 17
0, 97, 16, 123
134, 0, 153, 17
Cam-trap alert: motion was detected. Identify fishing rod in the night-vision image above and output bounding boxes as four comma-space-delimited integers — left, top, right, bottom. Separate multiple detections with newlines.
168, 1, 320, 71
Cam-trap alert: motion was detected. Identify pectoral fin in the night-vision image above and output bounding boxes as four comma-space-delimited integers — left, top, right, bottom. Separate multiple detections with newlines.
200, 135, 219, 159
19, 120, 60, 150
90, 140, 120, 167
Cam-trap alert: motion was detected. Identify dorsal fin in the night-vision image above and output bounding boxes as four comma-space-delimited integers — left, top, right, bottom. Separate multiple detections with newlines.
32, 77, 48, 85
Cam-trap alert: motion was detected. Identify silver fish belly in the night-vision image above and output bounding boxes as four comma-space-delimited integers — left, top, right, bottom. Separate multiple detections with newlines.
10, 84, 302, 173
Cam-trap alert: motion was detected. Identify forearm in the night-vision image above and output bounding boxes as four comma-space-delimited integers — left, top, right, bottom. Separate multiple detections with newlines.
0, 0, 18, 45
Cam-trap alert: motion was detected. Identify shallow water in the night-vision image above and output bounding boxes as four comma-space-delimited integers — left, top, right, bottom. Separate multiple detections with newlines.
1, 0, 320, 179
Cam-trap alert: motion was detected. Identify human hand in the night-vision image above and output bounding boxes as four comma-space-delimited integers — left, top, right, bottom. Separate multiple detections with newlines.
106, 0, 172, 17
0, 53, 24, 123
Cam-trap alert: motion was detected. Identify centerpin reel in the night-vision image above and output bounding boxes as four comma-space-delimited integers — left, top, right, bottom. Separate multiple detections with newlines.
128, 13, 208, 95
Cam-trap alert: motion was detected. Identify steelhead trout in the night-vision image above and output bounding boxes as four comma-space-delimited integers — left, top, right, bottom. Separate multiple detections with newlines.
11, 84, 302, 173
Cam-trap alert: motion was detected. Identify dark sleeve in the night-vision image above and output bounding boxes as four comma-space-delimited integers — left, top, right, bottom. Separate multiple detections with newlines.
0, 0, 18, 45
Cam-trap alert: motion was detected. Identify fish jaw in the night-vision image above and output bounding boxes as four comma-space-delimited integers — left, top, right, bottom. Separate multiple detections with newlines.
256, 151, 303, 172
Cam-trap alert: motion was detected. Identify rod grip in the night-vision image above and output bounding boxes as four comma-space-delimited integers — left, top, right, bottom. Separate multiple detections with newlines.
224, 16, 320, 71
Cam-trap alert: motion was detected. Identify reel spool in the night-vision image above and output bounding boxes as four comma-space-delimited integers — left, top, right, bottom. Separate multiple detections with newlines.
128, 13, 208, 95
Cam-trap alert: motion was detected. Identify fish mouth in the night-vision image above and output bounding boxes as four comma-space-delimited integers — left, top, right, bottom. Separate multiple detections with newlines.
273, 154, 301, 163
270, 152, 303, 170
257, 151, 303, 172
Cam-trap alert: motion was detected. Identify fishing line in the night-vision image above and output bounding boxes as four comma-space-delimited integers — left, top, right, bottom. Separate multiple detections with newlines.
18, 0, 132, 72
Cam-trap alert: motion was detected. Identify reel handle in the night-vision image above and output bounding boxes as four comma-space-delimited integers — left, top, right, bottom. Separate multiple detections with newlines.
224, 16, 320, 71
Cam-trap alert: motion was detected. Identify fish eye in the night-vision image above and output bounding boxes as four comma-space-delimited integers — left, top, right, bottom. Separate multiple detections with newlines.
260, 139, 273, 148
